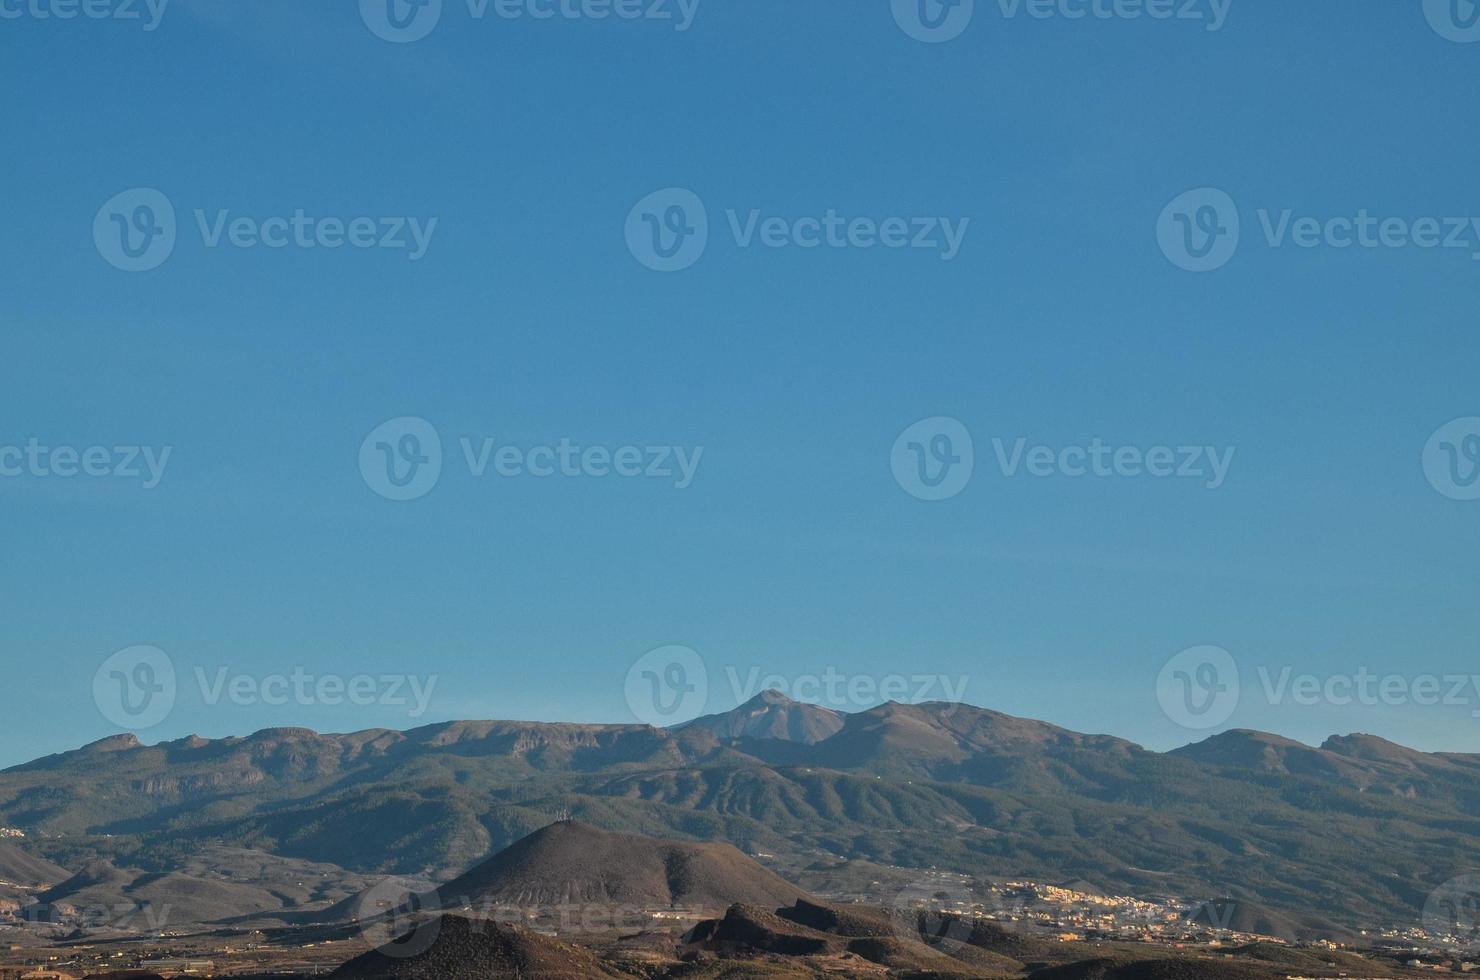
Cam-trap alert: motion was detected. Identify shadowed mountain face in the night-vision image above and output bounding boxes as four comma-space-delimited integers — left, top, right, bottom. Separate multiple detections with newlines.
0, 843, 69, 888
1183, 898, 1355, 945
4, 694, 1480, 931
435, 821, 809, 911
19, 846, 391, 929
334, 895, 1427, 980
1172, 728, 1480, 796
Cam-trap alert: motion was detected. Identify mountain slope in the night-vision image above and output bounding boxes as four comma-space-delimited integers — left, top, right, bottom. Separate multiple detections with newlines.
328, 914, 625, 979
5, 698, 1480, 933
0, 843, 69, 887
436, 821, 809, 911
678, 690, 845, 744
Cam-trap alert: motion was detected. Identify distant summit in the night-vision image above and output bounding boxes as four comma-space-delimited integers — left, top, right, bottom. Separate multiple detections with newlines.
677, 689, 845, 744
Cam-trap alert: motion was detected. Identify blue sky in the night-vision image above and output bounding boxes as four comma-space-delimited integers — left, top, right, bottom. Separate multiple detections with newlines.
2, 0, 1479, 769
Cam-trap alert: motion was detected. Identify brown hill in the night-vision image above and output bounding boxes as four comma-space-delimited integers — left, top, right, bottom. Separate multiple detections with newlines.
27, 848, 378, 929
436, 822, 809, 913
328, 914, 623, 979
689, 900, 1025, 976
0, 842, 69, 887
1183, 898, 1355, 945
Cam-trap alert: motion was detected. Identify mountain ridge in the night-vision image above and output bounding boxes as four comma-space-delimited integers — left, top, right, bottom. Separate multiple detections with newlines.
5, 694, 1480, 932
26, 692, 1476, 770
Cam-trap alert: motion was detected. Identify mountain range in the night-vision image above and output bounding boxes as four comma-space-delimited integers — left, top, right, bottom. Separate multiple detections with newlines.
2, 692, 1478, 933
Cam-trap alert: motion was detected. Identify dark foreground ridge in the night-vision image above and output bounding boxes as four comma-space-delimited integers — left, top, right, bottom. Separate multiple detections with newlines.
329, 914, 623, 979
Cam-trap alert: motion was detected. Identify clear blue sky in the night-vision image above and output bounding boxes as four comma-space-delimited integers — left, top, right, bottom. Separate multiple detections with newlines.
3, 0, 1478, 769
